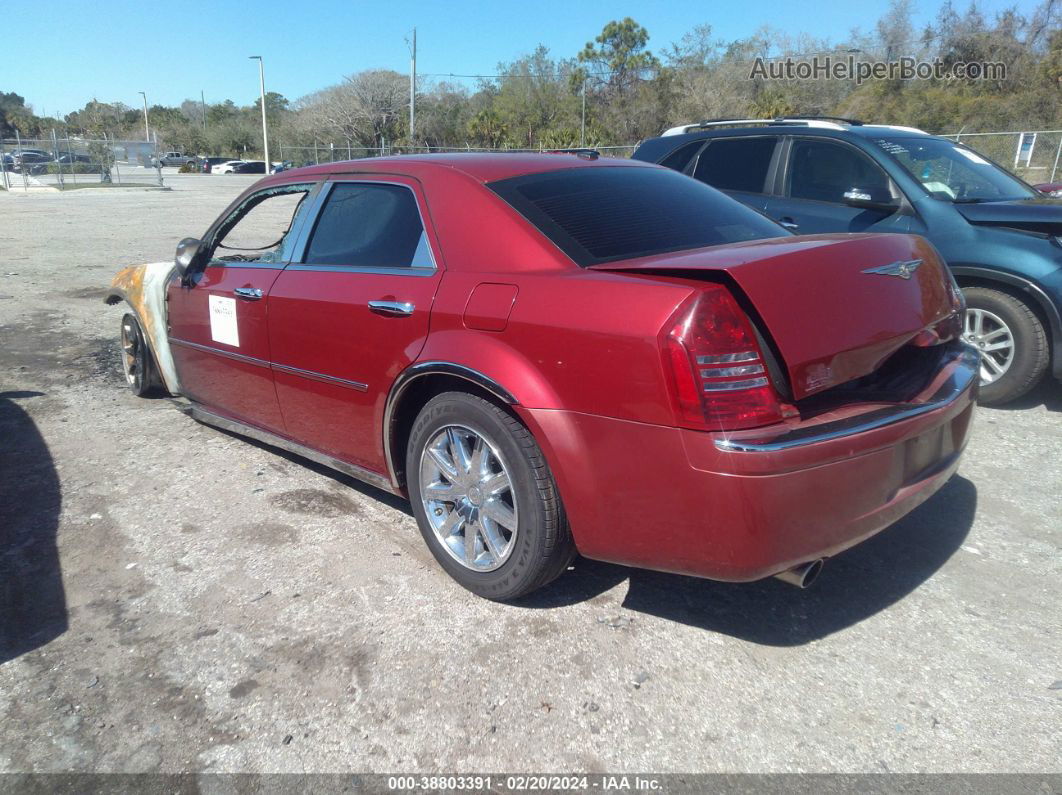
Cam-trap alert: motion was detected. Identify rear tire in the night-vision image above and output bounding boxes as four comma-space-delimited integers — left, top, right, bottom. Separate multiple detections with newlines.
406, 391, 575, 600
961, 287, 1049, 406
120, 313, 163, 397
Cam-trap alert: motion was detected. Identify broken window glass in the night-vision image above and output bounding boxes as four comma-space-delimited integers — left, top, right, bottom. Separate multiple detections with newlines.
211, 184, 314, 265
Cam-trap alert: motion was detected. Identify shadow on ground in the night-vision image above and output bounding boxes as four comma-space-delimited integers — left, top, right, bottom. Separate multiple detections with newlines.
520, 475, 978, 646
994, 377, 1062, 412
0, 391, 66, 664
209, 423, 413, 516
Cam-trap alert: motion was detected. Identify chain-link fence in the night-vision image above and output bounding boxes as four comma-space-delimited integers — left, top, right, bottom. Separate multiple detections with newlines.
0, 133, 164, 191
948, 129, 1062, 184
273, 142, 637, 167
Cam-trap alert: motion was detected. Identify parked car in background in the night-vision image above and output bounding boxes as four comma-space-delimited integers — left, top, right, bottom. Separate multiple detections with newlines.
105, 154, 975, 599
201, 157, 232, 174
154, 152, 193, 167
1034, 182, 1062, 198
55, 151, 92, 164
231, 160, 266, 174
634, 118, 1062, 404
211, 160, 244, 174
270, 160, 294, 174
11, 149, 51, 175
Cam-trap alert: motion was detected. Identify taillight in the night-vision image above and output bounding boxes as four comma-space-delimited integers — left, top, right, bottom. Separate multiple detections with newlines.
662, 285, 794, 431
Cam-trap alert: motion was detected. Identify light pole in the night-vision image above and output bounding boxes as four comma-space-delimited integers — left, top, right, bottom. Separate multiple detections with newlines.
580, 76, 587, 148
138, 91, 149, 142
406, 27, 416, 145
249, 56, 270, 169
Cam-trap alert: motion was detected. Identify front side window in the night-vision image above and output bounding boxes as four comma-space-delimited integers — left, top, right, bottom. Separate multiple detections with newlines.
489, 166, 786, 267
788, 139, 893, 203
211, 184, 314, 265
873, 137, 1038, 202
693, 137, 777, 193
302, 182, 434, 269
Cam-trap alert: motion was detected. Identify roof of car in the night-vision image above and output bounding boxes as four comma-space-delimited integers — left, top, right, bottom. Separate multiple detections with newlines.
268, 152, 655, 184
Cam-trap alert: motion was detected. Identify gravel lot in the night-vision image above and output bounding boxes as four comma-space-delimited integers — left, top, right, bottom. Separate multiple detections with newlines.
1, 176, 1060, 775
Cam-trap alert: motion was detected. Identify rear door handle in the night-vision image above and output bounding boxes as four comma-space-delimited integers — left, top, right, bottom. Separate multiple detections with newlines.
778, 218, 799, 231
368, 300, 414, 317
234, 287, 263, 300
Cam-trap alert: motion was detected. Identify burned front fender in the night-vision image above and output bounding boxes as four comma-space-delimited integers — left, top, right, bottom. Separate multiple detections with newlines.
104, 262, 181, 394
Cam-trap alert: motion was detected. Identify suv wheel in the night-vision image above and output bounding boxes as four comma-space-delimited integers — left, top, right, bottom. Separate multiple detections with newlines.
406, 392, 575, 600
962, 286, 1049, 405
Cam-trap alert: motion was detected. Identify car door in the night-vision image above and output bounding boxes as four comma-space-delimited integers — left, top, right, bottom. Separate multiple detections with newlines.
686, 135, 781, 213
266, 176, 444, 474
167, 180, 319, 433
765, 137, 911, 235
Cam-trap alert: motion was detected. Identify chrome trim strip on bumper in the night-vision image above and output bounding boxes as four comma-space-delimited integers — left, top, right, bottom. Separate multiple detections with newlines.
714, 345, 980, 453
183, 404, 398, 495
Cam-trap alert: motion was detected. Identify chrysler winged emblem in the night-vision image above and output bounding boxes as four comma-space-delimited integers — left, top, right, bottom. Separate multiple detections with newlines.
862, 259, 923, 280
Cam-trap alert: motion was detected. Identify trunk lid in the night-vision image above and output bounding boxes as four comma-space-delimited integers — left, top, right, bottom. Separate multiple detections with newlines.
590, 233, 954, 400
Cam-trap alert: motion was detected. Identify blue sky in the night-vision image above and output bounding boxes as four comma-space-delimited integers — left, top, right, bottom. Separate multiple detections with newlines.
4, 0, 1044, 117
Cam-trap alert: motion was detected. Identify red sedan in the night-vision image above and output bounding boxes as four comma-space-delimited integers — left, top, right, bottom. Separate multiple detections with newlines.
106, 154, 978, 599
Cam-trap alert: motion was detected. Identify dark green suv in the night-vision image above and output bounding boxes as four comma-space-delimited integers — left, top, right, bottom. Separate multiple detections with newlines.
634, 117, 1062, 405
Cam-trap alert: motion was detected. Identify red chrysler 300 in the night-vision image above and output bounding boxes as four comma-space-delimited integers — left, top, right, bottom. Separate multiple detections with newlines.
106, 154, 978, 599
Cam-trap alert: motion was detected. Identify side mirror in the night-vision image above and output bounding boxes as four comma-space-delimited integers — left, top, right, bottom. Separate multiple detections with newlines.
843, 188, 900, 214
174, 237, 203, 278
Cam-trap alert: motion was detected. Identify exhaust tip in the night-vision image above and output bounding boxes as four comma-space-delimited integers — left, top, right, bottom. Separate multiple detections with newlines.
773, 559, 824, 589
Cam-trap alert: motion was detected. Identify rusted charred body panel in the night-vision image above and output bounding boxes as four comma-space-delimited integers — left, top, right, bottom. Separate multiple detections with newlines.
104, 262, 181, 394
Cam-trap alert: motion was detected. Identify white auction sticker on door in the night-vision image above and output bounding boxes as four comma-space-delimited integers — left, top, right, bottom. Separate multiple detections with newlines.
208, 295, 240, 347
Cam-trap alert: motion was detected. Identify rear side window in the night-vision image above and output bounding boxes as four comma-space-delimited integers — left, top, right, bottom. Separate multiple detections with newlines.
303, 182, 434, 269
658, 140, 704, 172
488, 166, 785, 267
693, 137, 777, 193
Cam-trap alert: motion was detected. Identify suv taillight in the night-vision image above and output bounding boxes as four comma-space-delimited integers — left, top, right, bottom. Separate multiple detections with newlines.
662, 285, 794, 431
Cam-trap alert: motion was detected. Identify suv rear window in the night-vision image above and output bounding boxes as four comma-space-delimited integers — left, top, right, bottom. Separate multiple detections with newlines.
488, 166, 785, 266
692, 137, 777, 193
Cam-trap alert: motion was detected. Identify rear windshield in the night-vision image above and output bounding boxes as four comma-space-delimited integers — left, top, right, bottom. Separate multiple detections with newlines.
488, 166, 786, 266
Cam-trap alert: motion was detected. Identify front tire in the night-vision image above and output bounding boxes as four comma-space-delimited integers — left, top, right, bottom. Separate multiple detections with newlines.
406, 392, 575, 600
120, 313, 163, 397
961, 287, 1049, 405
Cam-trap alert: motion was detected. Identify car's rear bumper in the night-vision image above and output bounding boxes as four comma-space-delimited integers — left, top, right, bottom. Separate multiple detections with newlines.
521, 344, 978, 582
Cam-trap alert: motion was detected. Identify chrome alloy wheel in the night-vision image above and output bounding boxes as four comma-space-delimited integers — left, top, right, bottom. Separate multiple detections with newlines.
120, 316, 142, 388
418, 424, 519, 572
963, 307, 1015, 384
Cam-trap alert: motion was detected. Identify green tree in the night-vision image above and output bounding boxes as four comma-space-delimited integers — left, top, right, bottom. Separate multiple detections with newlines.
493, 46, 580, 148
575, 17, 660, 94
467, 108, 509, 148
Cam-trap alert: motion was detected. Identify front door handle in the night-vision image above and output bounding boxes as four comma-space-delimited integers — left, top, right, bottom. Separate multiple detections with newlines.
234, 287, 263, 300
778, 218, 799, 231
368, 300, 414, 317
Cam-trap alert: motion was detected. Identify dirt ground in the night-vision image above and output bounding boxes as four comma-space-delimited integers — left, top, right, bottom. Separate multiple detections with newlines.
1, 176, 1060, 774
